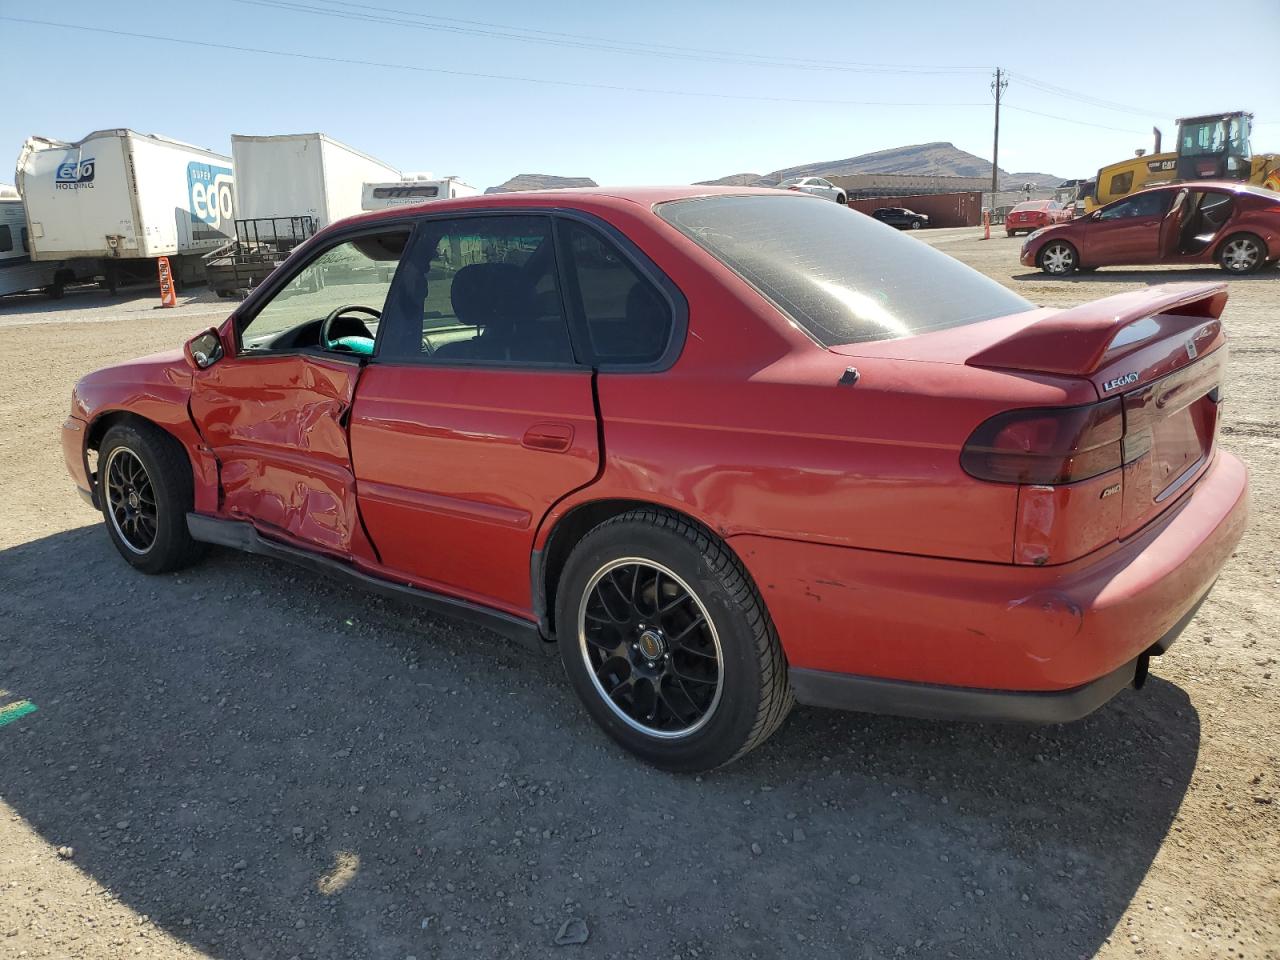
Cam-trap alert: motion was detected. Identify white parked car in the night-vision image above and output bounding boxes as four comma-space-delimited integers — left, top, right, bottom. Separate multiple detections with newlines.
777, 176, 847, 204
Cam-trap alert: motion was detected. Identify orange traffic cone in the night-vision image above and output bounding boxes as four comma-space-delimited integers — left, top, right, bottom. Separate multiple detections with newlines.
157, 256, 177, 308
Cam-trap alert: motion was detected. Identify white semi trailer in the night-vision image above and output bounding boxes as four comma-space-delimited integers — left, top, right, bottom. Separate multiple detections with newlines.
232, 133, 400, 228
15, 129, 236, 287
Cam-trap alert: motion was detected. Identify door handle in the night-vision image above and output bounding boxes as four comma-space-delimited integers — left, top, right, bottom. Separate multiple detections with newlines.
522, 422, 574, 452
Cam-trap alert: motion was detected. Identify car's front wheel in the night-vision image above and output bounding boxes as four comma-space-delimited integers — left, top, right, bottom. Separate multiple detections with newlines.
555, 509, 793, 771
910, 219, 923, 230
97, 422, 205, 574
1039, 240, 1078, 276
1218, 233, 1266, 274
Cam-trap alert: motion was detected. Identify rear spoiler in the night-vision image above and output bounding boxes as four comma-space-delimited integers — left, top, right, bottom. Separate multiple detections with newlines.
967, 283, 1227, 376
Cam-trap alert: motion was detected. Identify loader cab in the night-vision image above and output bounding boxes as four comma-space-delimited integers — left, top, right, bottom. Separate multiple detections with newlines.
1176, 112, 1253, 181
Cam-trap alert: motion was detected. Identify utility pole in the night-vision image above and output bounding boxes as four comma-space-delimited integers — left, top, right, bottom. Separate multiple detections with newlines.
991, 68, 1008, 212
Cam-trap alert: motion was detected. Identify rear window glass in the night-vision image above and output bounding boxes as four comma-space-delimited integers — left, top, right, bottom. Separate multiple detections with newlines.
1012, 201, 1047, 211
657, 195, 1030, 346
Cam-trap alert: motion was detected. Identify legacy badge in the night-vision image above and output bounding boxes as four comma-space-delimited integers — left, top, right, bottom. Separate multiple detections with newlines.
1103, 371, 1139, 392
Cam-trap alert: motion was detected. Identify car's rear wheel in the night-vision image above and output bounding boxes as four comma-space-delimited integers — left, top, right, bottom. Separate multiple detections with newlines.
1039, 240, 1078, 276
98, 422, 205, 574
1218, 233, 1265, 274
555, 508, 792, 771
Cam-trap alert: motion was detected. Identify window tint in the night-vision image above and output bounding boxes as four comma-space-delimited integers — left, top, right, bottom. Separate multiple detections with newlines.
404, 215, 572, 364
1099, 191, 1171, 220
0, 225, 11, 253
657, 195, 1030, 347
560, 220, 672, 365
20, 227, 29, 252
241, 232, 408, 352
1109, 171, 1134, 195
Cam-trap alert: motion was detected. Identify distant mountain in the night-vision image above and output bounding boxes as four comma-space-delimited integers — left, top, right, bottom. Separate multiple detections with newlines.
484, 174, 598, 194
697, 142, 1062, 190
696, 172, 767, 187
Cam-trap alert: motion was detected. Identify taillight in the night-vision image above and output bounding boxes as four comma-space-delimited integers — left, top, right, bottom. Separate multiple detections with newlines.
961, 399, 1124, 484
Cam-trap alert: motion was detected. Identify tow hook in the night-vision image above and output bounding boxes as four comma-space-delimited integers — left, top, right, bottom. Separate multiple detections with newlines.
1133, 653, 1150, 690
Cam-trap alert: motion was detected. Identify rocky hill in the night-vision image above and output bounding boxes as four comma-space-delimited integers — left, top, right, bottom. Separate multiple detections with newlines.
484, 174, 598, 194
697, 142, 1062, 190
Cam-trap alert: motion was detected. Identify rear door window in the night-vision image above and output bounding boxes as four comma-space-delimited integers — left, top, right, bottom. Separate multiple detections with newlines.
380, 215, 574, 365
657, 194, 1030, 346
557, 220, 672, 365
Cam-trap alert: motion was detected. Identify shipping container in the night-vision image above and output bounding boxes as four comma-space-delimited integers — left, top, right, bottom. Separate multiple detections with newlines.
361, 174, 479, 210
15, 130, 236, 281
232, 133, 400, 227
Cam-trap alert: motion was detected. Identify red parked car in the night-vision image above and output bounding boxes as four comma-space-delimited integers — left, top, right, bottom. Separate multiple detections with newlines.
63, 187, 1248, 770
1023, 181, 1280, 275
1005, 199, 1072, 236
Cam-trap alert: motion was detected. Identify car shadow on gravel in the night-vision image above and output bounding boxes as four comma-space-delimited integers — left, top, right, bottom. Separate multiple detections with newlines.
1, 526, 1201, 959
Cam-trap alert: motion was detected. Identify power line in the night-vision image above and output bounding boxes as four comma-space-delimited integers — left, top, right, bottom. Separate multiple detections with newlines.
1006, 72, 1164, 119
0, 17, 989, 109
255, 0, 990, 75
232, 0, 987, 75
1002, 104, 1149, 135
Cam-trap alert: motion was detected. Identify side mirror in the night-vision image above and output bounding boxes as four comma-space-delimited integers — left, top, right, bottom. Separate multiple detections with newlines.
185, 329, 224, 370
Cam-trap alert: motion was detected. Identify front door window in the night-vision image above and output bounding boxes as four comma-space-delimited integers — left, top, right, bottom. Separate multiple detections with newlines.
239, 232, 409, 355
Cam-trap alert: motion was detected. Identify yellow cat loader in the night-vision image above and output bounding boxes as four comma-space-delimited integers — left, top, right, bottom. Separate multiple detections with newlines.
1083, 111, 1280, 212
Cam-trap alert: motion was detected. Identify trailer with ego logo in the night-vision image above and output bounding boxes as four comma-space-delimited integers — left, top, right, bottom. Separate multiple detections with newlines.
15, 129, 236, 288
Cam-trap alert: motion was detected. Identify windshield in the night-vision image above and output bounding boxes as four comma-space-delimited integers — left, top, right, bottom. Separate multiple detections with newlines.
779, 177, 804, 186
1180, 115, 1250, 158
657, 195, 1031, 346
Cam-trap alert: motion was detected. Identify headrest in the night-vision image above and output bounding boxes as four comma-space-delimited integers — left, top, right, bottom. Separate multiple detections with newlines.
451, 263, 531, 331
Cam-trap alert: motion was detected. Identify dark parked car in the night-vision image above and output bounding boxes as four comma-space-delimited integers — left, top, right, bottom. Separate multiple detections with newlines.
872, 207, 930, 230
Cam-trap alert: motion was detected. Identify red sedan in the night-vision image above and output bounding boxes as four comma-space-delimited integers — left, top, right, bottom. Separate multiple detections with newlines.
1005, 199, 1072, 236
63, 187, 1248, 770
1023, 181, 1280, 275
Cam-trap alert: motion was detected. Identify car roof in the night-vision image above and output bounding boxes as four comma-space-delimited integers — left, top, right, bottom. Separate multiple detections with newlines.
338, 185, 803, 228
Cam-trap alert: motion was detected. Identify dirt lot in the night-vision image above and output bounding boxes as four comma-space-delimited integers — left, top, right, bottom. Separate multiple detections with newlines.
1, 239, 1277, 960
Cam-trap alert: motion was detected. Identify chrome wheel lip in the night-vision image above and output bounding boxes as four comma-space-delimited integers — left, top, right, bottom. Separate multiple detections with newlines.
104, 446, 157, 555
577, 557, 724, 741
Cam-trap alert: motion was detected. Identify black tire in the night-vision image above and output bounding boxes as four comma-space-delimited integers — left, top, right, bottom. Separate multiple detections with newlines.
48, 275, 66, 299
836, 193, 847, 205
555, 508, 792, 771
910, 219, 923, 230
97, 422, 205, 574
1039, 239, 1079, 276
1217, 232, 1266, 274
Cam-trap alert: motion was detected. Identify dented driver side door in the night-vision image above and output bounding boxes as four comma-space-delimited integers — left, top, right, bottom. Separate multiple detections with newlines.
189, 226, 412, 558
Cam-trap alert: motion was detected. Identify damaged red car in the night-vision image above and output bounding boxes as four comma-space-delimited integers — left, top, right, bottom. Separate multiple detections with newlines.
63, 187, 1248, 770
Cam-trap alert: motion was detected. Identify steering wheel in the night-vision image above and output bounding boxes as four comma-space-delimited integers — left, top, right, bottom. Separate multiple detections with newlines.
320, 305, 380, 354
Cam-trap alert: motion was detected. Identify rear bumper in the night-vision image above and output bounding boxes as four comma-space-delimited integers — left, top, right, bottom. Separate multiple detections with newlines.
732, 450, 1248, 695
789, 590, 1205, 723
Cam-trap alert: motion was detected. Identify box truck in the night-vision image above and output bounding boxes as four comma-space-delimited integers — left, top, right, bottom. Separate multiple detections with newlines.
232, 133, 400, 228
0, 185, 98, 298
361, 173, 479, 211
15, 129, 236, 287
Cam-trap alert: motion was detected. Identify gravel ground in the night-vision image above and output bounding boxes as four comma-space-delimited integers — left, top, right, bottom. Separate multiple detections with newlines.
1, 233, 1277, 960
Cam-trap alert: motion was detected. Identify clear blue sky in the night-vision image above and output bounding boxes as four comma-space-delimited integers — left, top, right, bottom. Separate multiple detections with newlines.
2, 0, 1278, 190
